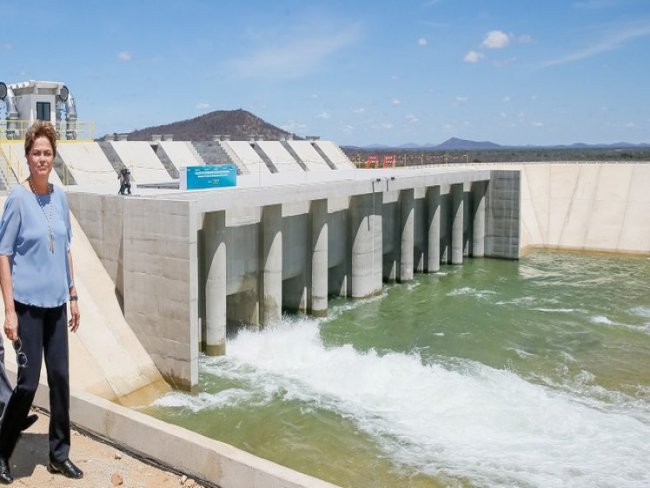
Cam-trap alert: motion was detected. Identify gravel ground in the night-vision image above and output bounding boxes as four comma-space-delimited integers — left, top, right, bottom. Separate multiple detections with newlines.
6, 408, 207, 487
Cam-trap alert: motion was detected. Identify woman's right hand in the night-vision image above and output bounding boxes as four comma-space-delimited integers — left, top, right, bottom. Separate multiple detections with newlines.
4, 310, 18, 341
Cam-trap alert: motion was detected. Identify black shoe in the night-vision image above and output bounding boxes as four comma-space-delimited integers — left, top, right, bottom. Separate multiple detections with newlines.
47, 458, 83, 479
21, 414, 38, 432
0, 457, 12, 484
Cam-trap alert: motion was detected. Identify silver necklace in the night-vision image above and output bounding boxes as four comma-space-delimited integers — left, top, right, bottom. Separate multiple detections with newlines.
28, 178, 55, 253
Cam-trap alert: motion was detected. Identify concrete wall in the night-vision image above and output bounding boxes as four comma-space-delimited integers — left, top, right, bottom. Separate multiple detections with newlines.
123, 198, 199, 390
67, 193, 199, 390
486, 170, 520, 259
517, 163, 650, 254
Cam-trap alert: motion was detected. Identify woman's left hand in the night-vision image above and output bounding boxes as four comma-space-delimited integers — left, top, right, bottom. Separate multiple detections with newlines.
69, 300, 80, 332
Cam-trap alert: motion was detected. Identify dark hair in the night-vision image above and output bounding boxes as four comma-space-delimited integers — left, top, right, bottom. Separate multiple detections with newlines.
24, 120, 57, 157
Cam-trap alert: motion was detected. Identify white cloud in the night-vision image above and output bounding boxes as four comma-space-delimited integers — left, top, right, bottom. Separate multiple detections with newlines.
228, 26, 358, 79
423, 0, 441, 6
543, 22, 650, 67
117, 51, 132, 62
482, 30, 511, 49
532, 121, 544, 127
503, 96, 512, 102
406, 114, 419, 124
518, 34, 534, 44
381, 122, 394, 129
500, 112, 508, 118
317, 111, 330, 119
2, 43, 12, 51
531, 95, 539, 100
392, 99, 401, 106
195, 102, 210, 110
418, 37, 428, 47
464, 50, 483, 63
353, 107, 366, 113
456, 96, 469, 103
342, 124, 355, 134
625, 121, 636, 128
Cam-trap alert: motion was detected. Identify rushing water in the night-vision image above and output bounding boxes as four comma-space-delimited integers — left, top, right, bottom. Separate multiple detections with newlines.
141, 251, 650, 487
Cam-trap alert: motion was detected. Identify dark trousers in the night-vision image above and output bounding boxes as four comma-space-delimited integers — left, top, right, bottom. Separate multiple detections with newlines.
0, 301, 70, 461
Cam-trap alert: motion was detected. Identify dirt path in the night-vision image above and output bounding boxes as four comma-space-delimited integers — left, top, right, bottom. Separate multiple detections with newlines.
7, 409, 207, 487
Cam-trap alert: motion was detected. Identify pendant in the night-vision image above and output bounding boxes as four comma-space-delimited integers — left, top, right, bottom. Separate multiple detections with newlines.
49, 233, 55, 253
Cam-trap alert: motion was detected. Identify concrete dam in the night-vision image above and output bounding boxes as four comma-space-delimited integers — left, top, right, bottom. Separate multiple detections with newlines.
66, 166, 520, 391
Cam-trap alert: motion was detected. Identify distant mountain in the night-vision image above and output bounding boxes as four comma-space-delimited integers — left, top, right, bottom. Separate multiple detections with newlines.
350, 138, 650, 151
353, 137, 502, 151
124, 109, 295, 142
550, 142, 650, 149
436, 137, 501, 150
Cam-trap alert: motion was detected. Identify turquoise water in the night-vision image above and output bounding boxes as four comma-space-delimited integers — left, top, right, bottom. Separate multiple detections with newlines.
142, 251, 650, 487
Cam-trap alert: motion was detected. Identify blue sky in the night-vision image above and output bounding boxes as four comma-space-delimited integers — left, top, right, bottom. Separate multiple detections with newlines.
2, 0, 649, 146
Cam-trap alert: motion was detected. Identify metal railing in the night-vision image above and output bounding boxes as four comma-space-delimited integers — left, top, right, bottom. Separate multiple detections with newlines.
0, 120, 95, 142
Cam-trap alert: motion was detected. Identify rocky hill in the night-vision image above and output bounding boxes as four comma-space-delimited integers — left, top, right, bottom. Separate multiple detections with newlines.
125, 109, 295, 141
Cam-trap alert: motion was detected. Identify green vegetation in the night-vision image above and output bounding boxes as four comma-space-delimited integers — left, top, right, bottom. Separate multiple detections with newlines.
343, 147, 650, 166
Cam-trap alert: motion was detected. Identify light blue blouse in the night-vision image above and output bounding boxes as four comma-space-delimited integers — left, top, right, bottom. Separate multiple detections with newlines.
0, 184, 73, 308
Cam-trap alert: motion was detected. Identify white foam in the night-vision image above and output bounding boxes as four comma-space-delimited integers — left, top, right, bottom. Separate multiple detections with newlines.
189, 318, 650, 487
531, 307, 579, 313
153, 388, 258, 412
631, 306, 650, 319
507, 347, 535, 359
447, 287, 495, 299
591, 315, 613, 325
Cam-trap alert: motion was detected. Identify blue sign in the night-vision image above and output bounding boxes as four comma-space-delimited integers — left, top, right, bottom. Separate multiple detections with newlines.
181, 164, 237, 190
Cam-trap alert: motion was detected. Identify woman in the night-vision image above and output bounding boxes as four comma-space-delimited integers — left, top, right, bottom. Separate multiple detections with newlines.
0, 120, 82, 484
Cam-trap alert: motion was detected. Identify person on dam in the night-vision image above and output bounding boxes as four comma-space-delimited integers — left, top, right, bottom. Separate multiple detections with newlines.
0, 120, 83, 484
118, 166, 132, 195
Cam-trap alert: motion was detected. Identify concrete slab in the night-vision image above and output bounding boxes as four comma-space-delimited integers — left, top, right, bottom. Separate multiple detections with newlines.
314, 141, 356, 169
159, 141, 204, 170
57, 142, 116, 185
110, 141, 174, 184
286, 141, 331, 171
256, 141, 303, 172
222, 141, 271, 175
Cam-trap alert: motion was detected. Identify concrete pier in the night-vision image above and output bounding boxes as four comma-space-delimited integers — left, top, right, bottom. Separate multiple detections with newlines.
426, 185, 441, 273
261, 204, 283, 325
349, 193, 383, 297
311, 199, 328, 316
451, 183, 464, 265
472, 181, 487, 257
399, 188, 415, 282
204, 210, 227, 355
